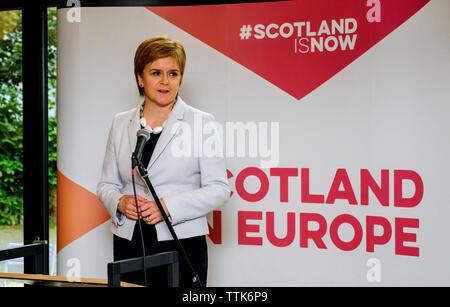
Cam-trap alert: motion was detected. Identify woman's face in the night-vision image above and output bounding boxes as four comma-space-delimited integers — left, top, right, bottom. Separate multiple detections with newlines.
138, 56, 182, 107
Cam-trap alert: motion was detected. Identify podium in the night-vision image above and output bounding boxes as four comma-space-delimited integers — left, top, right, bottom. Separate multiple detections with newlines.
107, 251, 179, 287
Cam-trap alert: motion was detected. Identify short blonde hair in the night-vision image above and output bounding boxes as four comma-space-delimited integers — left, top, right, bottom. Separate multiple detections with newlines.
134, 35, 186, 96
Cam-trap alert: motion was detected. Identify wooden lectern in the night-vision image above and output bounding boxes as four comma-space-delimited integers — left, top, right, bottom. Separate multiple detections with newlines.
1, 243, 178, 287
0, 272, 141, 287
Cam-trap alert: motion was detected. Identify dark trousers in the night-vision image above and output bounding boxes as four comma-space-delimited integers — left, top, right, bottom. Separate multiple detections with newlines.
113, 222, 208, 287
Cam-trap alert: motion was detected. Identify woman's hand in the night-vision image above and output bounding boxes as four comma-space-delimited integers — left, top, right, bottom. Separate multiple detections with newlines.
140, 198, 170, 225
117, 195, 148, 220
118, 195, 169, 224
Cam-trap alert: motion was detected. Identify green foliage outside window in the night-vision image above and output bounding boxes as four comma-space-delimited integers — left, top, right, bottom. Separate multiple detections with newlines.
0, 9, 57, 225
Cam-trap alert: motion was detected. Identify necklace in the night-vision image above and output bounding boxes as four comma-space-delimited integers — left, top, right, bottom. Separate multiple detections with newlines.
139, 102, 167, 134
139, 117, 166, 134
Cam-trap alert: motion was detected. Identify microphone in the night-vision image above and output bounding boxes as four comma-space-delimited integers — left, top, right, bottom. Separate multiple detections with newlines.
130, 127, 203, 286
132, 128, 151, 169
130, 127, 151, 286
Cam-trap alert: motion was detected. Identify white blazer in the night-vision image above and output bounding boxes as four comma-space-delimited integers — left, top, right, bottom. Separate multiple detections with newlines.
97, 97, 230, 241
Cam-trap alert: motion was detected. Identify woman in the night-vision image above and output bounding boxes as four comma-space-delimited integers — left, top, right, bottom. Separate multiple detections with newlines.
97, 36, 230, 287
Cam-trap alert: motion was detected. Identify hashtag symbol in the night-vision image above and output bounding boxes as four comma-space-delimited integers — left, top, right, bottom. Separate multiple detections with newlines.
239, 25, 252, 40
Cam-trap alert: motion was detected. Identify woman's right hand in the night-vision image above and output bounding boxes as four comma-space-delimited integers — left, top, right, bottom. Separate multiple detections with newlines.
117, 195, 148, 220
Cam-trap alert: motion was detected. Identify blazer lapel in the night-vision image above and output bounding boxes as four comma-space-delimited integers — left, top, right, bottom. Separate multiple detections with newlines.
148, 97, 186, 170
127, 103, 142, 157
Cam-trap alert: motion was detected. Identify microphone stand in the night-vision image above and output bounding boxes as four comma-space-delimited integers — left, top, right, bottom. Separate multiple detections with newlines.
131, 153, 202, 287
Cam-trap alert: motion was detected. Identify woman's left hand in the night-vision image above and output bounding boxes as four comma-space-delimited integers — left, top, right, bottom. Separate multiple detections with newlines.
140, 198, 169, 225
